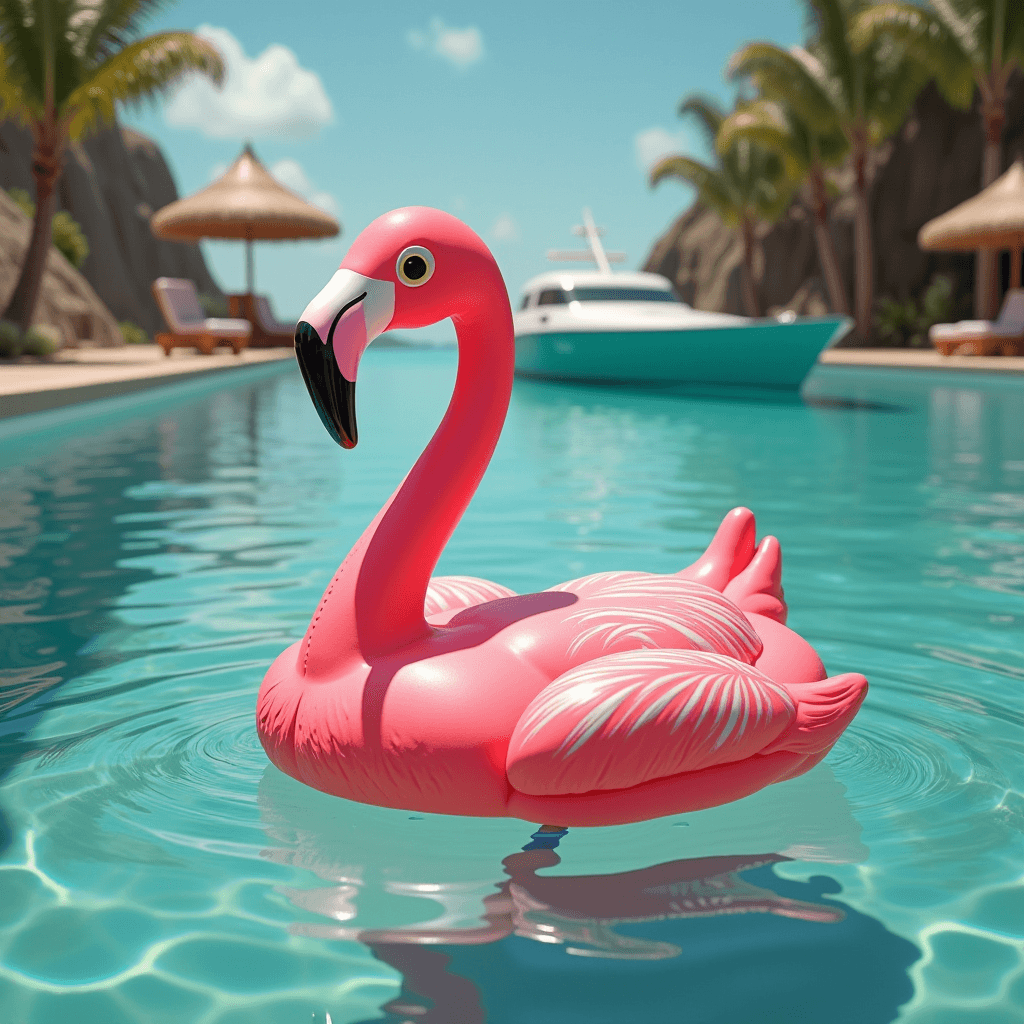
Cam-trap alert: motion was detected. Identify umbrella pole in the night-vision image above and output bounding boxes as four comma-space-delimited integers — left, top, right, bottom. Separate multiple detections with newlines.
1012, 246, 1022, 290
245, 237, 254, 296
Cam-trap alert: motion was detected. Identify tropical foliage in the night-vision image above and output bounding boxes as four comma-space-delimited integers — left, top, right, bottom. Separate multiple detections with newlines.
655, 0, 1024, 343
851, 0, 1024, 317
0, 316, 56, 357
650, 95, 792, 317
717, 97, 851, 316
728, 0, 928, 340
875, 273, 955, 347
8, 186, 89, 267
0, 0, 224, 333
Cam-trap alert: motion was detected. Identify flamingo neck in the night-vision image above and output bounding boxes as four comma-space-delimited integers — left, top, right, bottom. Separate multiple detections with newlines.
301, 268, 514, 673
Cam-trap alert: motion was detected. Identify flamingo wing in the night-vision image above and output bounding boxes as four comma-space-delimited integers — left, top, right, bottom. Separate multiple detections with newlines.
507, 650, 796, 796
425, 575, 517, 618
507, 650, 866, 798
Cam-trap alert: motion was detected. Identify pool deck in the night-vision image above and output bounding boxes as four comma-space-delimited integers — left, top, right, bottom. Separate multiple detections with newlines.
0, 344, 294, 419
0, 344, 1021, 421
820, 348, 1024, 373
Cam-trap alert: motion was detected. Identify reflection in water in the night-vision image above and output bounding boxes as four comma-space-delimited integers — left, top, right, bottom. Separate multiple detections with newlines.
259, 764, 919, 1024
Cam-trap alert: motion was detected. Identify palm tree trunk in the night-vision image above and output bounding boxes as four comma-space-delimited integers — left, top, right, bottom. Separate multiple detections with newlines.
852, 137, 874, 342
2, 138, 63, 333
808, 166, 849, 316
739, 216, 760, 317
975, 100, 1006, 319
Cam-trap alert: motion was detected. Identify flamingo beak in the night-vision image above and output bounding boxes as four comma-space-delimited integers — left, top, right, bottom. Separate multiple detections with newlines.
294, 269, 396, 448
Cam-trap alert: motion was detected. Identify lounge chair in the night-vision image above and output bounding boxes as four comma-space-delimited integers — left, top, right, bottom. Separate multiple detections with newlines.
227, 293, 296, 347
930, 288, 1024, 356
152, 278, 252, 356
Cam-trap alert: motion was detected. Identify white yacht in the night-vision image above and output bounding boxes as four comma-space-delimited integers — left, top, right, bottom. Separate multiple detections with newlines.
513, 210, 851, 391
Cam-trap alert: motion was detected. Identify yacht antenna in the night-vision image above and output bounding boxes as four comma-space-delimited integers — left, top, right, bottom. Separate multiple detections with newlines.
578, 208, 611, 274
546, 208, 625, 274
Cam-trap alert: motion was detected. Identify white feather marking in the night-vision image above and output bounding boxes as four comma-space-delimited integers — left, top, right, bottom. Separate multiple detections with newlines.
425, 576, 516, 615
713, 682, 743, 750
670, 677, 712, 733
563, 588, 760, 663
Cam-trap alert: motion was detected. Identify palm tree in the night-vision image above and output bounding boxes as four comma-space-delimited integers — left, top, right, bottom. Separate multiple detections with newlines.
718, 97, 851, 315
729, 0, 927, 340
852, 0, 1024, 317
650, 95, 792, 317
0, 0, 224, 334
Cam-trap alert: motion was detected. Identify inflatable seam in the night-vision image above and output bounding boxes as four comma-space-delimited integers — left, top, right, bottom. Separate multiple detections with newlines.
304, 571, 340, 675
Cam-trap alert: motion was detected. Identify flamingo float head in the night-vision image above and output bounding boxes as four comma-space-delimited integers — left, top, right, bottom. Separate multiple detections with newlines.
294, 206, 502, 448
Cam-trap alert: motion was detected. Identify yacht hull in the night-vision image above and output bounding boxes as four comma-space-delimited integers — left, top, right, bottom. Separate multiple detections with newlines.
514, 317, 852, 391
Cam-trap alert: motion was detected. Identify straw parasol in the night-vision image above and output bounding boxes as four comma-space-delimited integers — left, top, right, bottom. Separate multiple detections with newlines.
150, 144, 340, 295
919, 159, 1024, 289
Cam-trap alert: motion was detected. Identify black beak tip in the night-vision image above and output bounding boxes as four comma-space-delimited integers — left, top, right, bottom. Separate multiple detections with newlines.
294, 321, 358, 449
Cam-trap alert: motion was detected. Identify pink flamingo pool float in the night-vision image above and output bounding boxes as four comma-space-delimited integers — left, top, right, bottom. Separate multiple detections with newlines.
257, 207, 867, 827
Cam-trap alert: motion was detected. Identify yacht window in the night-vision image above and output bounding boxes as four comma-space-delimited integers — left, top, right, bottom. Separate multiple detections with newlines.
519, 293, 533, 310
568, 287, 679, 303
537, 288, 570, 306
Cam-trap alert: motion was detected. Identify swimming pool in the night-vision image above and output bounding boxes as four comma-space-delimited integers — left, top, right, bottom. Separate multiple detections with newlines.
0, 350, 1021, 1023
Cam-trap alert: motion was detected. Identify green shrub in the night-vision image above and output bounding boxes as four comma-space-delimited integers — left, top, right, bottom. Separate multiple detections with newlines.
51, 211, 89, 268
875, 274, 955, 348
198, 292, 229, 318
21, 328, 57, 357
7, 187, 33, 220
119, 320, 149, 345
6, 188, 89, 268
0, 320, 58, 358
0, 320, 22, 358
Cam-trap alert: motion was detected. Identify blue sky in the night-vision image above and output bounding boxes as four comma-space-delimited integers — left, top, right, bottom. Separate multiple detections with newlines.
125, 1, 803, 339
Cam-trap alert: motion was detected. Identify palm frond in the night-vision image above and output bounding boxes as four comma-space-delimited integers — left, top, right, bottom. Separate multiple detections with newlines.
0, 0, 46, 108
78, 0, 172, 62
0, 38, 36, 120
806, 0, 858, 107
650, 155, 740, 226
852, 3, 975, 109
718, 102, 809, 181
1005, 1, 1024, 69
677, 93, 726, 150
729, 42, 840, 134
864, 52, 932, 141
61, 30, 223, 139
930, 0, 988, 63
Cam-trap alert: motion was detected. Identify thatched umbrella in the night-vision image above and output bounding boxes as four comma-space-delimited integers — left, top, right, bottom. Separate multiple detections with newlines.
919, 159, 1024, 290
150, 144, 340, 295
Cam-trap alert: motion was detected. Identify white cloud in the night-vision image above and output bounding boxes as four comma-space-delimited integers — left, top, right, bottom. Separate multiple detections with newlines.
166, 26, 333, 139
634, 126, 690, 174
490, 213, 519, 242
269, 159, 340, 216
407, 18, 484, 69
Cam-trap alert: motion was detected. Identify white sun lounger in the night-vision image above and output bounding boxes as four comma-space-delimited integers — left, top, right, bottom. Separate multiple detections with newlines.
930, 288, 1024, 356
152, 278, 252, 356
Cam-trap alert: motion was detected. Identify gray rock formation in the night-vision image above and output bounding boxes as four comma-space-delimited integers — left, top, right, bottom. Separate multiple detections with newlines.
0, 188, 121, 346
644, 81, 1024, 334
0, 120, 223, 338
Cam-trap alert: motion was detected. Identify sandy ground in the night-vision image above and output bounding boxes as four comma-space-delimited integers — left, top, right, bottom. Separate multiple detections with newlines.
0, 344, 295, 419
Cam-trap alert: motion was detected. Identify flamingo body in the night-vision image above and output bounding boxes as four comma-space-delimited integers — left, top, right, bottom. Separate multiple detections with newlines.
257, 208, 867, 826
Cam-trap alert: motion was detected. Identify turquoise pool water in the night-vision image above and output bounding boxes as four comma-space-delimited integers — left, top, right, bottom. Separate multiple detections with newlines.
0, 351, 1022, 1023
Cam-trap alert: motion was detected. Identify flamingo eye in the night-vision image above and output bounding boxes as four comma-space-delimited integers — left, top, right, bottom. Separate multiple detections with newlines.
396, 246, 434, 287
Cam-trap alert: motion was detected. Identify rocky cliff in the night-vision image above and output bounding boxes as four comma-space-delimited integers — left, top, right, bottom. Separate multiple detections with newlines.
0, 188, 122, 347
0, 120, 223, 338
644, 81, 1024, 332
